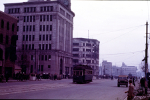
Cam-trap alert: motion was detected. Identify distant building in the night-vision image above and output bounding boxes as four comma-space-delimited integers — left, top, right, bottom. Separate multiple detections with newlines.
0, 11, 18, 77
72, 38, 100, 76
121, 62, 137, 77
4, 0, 75, 76
102, 60, 112, 76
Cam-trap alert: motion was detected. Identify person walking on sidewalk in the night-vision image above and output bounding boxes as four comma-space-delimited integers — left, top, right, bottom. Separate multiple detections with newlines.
125, 79, 134, 100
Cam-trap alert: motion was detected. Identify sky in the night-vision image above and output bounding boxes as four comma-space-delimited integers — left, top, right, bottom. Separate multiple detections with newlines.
0, 0, 150, 71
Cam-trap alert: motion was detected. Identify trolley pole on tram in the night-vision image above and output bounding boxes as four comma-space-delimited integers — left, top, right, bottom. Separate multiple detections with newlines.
145, 22, 148, 94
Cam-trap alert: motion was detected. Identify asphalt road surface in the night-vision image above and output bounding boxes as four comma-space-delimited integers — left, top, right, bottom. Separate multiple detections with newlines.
0, 79, 128, 100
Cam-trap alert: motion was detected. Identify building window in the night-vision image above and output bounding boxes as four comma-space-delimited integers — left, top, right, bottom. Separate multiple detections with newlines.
33, 16, 35, 22
26, 35, 28, 41
39, 35, 41, 41
41, 65, 43, 71
50, 15, 52, 21
27, 16, 29, 22
33, 25, 35, 31
46, 35, 48, 41
48, 65, 51, 68
40, 25, 42, 31
48, 55, 51, 60
40, 15, 42, 21
41, 55, 44, 60
43, 15, 45, 21
22, 44, 24, 50
25, 44, 28, 50
32, 35, 35, 41
23, 26, 25, 32
45, 55, 47, 61
29, 35, 31, 41
50, 6, 53, 11
24, 16, 26, 22
1, 20, 4, 28
43, 35, 45, 41
17, 26, 19, 32
0, 34, 3, 43
26, 25, 28, 32
39, 44, 41, 50
42, 44, 44, 50
30, 65, 33, 73
50, 25, 52, 31
30, 16, 32, 22
46, 44, 48, 50
49, 34, 51, 40
43, 25, 45, 31
6, 35, 8, 44
29, 44, 31, 50
32, 44, 34, 50
30, 25, 32, 31
47, 15, 49, 21
31, 55, 33, 60
7, 22, 9, 30
12, 24, 15, 32
24, 8, 26, 13
46, 25, 49, 31
23, 35, 25, 41
49, 44, 51, 50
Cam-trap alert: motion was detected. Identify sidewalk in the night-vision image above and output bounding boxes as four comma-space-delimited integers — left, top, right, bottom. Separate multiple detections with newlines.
124, 79, 150, 100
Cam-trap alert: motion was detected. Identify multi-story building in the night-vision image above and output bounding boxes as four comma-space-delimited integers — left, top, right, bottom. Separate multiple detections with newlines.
72, 38, 100, 76
4, 0, 75, 76
0, 11, 18, 77
102, 60, 112, 76
121, 62, 137, 77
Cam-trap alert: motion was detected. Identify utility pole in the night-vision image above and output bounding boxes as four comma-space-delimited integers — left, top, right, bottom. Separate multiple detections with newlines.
145, 22, 148, 94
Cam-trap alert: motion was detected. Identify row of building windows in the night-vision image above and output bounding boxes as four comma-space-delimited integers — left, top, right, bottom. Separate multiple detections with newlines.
1, 19, 15, 32
73, 43, 97, 47
40, 25, 52, 31
8, 8, 20, 14
73, 59, 95, 64
73, 48, 92, 52
39, 55, 51, 61
40, 15, 52, 22
40, 6, 53, 12
0, 34, 12, 44
73, 54, 95, 58
23, 35, 35, 41
39, 34, 52, 41
24, 16, 35, 22
22, 44, 34, 50
24, 7, 36, 13
39, 44, 51, 50
23, 25, 35, 32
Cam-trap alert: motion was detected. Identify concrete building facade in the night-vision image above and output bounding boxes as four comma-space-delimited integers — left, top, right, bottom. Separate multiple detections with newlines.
4, 0, 75, 76
0, 11, 18, 77
72, 38, 100, 76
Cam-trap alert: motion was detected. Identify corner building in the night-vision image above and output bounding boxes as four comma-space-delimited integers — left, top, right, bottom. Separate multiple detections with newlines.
0, 11, 18, 77
4, 0, 75, 76
72, 38, 100, 76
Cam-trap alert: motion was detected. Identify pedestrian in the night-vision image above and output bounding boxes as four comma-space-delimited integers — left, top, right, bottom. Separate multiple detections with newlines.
125, 79, 134, 100
5, 72, 9, 83
132, 77, 135, 86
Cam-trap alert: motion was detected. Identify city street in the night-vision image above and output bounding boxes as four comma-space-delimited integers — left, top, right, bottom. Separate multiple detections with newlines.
0, 79, 128, 100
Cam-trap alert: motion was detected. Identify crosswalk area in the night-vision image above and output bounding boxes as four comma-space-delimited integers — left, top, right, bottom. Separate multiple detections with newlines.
0, 83, 75, 95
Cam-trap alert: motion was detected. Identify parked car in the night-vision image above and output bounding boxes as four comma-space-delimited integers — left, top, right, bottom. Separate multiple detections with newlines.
117, 75, 128, 87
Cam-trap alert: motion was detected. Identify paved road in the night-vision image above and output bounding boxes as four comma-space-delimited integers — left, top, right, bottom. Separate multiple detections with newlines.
0, 79, 128, 100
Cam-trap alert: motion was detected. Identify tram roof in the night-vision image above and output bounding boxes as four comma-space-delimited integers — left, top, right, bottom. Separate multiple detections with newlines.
73, 65, 93, 70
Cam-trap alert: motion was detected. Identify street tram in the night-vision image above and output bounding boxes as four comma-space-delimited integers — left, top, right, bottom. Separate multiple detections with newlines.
73, 65, 93, 83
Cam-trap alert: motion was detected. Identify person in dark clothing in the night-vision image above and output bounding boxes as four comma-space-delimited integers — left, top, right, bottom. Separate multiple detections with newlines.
140, 77, 145, 88
5, 72, 9, 83
132, 77, 135, 86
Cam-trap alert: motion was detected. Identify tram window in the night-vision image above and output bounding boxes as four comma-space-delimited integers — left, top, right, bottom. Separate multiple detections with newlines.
80, 71, 82, 76
73, 71, 76, 75
76, 71, 79, 75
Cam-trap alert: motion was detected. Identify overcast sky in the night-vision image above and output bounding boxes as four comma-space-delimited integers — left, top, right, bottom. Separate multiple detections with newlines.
0, 0, 150, 70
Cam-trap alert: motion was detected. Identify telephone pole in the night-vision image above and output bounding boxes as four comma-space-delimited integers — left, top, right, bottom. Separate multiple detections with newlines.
145, 22, 148, 94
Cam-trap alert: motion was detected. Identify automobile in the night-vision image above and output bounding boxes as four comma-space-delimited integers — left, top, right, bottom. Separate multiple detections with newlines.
117, 75, 128, 87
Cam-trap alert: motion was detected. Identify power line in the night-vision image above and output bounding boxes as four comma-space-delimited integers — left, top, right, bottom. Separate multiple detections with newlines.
101, 50, 144, 56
